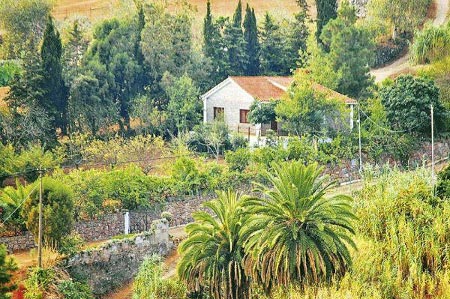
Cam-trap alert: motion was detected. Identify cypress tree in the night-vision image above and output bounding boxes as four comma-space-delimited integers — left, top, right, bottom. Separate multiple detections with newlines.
203, 0, 215, 58
41, 16, 68, 134
243, 5, 260, 75
224, 0, 247, 74
316, 0, 337, 47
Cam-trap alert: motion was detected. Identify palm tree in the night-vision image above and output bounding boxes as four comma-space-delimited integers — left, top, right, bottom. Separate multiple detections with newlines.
240, 161, 357, 293
177, 190, 250, 299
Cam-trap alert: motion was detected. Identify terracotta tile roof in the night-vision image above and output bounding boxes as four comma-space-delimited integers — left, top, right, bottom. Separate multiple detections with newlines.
311, 83, 358, 105
230, 76, 293, 101
229, 76, 357, 105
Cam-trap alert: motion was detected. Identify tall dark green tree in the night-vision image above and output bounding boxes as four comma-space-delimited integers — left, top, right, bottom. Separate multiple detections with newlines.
243, 5, 260, 75
316, 0, 338, 46
224, 0, 247, 74
260, 13, 286, 75
41, 16, 68, 134
203, 0, 215, 58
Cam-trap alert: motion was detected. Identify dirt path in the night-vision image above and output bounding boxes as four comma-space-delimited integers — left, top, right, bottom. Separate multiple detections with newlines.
370, 0, 449, 82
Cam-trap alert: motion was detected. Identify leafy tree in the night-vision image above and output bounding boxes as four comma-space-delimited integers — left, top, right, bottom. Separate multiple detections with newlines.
275, 74, 346, 137
21, 177, 74, 248
0, 0, 51, 58
162, 74, 201, 135
62, 20, 90, 86
240, 161, 356, 293
380, 75, 446, 135
248, 100, 278, 125
178, 191, 250, 299
41, 16, 68, 135
285, 12, 309, 69
315, 0, 337, 46
243, 5, 260, 75
0, 245, 17, 299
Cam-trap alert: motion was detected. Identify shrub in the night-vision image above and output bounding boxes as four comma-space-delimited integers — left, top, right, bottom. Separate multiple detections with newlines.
0, 244, 17, 299
24, 268, 55, 299
58, 233, 85, 256
436, 164, 450, 199
57, 281, 93, 299
160, 211, 173, 222
411, 23, 450, 64
225, 148, 250, 172
21, 178, 74, 248
0, 60, 21, 87
172, 157, 201, 193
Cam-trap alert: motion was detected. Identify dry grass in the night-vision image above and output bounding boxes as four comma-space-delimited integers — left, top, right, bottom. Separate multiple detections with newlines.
52, 0, 314, 23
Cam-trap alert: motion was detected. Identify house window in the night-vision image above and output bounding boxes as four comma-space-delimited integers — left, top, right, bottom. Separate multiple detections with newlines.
240, 109, 250, 123
213, 107, 224, 120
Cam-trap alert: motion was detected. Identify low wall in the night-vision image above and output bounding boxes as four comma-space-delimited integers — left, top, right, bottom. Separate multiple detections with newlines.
1, 212, 126, 252
62, 219, 172, 296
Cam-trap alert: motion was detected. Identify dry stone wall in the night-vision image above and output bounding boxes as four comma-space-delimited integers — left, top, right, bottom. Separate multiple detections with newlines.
62, 220, 172, 296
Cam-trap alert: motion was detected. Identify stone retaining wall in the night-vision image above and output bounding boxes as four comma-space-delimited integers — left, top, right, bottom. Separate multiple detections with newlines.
62, 220, 172, 296
0, 231, 35, 252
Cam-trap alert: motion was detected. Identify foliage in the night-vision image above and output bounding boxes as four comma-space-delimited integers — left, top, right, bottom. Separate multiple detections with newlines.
21, 178, 74, 248
380, 75, 446, 135
319, 1, 374, 98
243, 4, 260, 75
0, 61, 21, 87
367, 0, 432, 39
162, 73, 202, 135
0, 0, 52, 58
0, 181, 29, 233
421, 56, 450, 111
0, 245, 17, 299
57, 280, 94, 299
187, 121, 231, 159
248, 100, 278, 125
411, 23, 450, 64
225, 148, 251, 172
315, 0, 337, 46
178, 191, 250, 299
353, 169, 450, 298
171, 157, 202, 193
241, 162, 356, 292
24, 268, 54, 299
41, 16, 68, 135
58, 233, 85, 256
436, 164, 450, 199
134, 255, 187, 299
275, 74, 346, 137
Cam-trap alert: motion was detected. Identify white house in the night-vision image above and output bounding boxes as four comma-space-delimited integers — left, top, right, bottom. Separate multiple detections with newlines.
201, 76, 357, 136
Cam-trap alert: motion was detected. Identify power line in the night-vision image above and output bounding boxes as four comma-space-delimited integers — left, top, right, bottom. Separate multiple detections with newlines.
359, 107, 408, 133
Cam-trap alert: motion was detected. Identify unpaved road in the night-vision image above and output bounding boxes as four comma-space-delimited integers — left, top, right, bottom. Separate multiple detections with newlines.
370, 0, 449, 82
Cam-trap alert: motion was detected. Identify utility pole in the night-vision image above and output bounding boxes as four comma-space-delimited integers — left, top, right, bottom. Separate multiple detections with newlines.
38, 167, 43, 268
358, 104, 363, 174
431, 104, 435, 187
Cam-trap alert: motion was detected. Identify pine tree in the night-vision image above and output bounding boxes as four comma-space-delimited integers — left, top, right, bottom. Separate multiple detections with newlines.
41, 16, 68, 134
316, 0, 338, 46
232, 0, 243, 28
243, 5, 260, 75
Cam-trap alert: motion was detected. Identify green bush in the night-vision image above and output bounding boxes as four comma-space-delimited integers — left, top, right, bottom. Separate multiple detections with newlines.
225, 148, 250, 172
172, 157, 201, 193
436, 164, 450, 199
58, 233, 85, 256
57, 280, 94, 299
24, 268, 55, 299
21, 178, 74, 248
